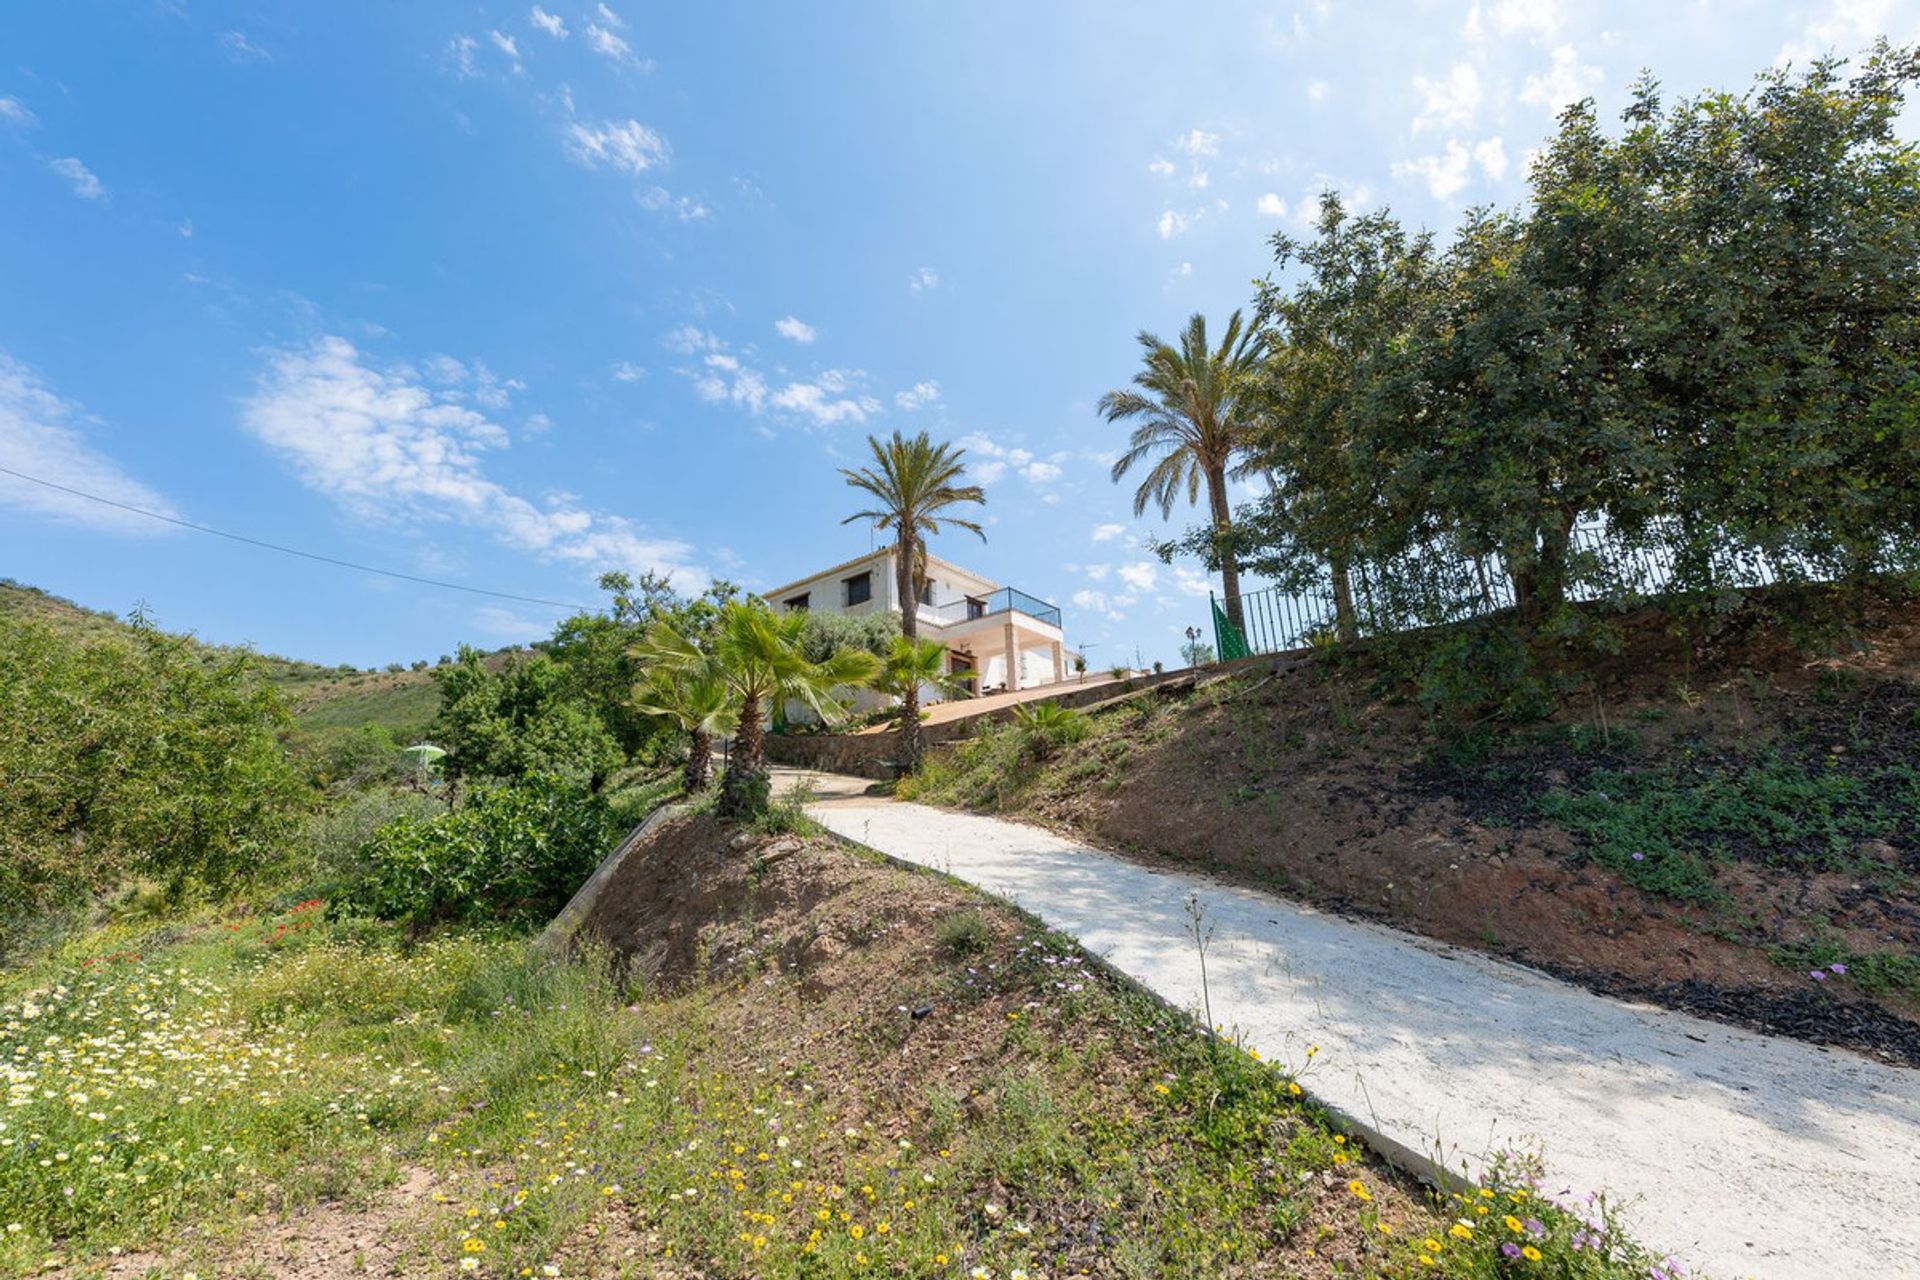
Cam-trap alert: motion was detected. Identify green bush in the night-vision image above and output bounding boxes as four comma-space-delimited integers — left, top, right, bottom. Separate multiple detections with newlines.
1012, 700, 1091, 761
294, 788, 444, 892
0, 612, 301, 959
345, 776, 623, 927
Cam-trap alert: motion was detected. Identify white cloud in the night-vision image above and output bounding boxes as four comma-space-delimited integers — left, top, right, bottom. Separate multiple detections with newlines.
1156, 209, 1194, 239
1166, 261, 1193, 286
1465, 0, 1564, 40
1118, 561, 1159, 592
219, 30, 272, 63
774, 315, 817, 344
1071, 588, 1124, 621
638, 186, 709, 220
529, 5, 568, 38
586, 23, 633, 63
1412, 62, 1483, 133
1147, 156, 1176, 177
1084, 563, 1113, 582
564, 118, 669, 175
894, 380, 940, 411
1394, 136, 1506, 201
240, 337, 699, 580
595, 2, 626, 26
1306, 79, 1330, 104
469, 605, 554, 641
1779, 0, 1894, 65
958, 432, 1066, 491
768, 376, 879, 426
0, 96, 35, 128
489, 30, 522, 65
48, 157, 104, 201
1090, 523, 1126, 543
1256, 192, 1288, 217
611, 361, 646, 383
1520, 45, 1602, 113
661, 325, 719, 354
1172, 566, 1214, 597
909, 266, 940, 294
1474, 136, 1509, 182
1178, 129, 1221, 158
447, 34, 480, 78
0, 352, 178, 535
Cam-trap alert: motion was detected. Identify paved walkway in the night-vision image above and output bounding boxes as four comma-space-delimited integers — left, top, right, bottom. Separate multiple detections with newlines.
774, 768, 1920, 1280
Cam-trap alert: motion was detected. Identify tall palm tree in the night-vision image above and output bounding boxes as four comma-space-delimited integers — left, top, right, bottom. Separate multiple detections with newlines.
629, 661, 735, 793
841, 431, 986, 641
638, 601, 880, 818
872, 635, 967, 770
1098, 310, 1265, 632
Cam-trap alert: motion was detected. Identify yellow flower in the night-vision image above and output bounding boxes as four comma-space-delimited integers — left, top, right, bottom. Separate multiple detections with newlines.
1347, 1179, 1372, 1202
849, 1224, 865, 1240
1288, 1082, 1303, 1096
1506, 1214, 1525, 1233
1418, 1256, 1436, 1268
1523, 1245, 1543, 1261
1153, 1083, 1171, 1095
1449, 1223, 1473, 1240
1423, 1237, 1444, 1252
463, 1238, 486, 1253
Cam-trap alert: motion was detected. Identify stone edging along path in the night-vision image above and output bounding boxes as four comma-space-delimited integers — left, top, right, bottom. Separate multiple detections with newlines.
770, 768, 1920, 1280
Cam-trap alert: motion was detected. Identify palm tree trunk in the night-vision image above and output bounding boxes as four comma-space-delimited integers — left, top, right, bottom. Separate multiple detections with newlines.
718, 699, 767, 818
684, 728, 712, 793
1205, 464, 1246, 633
899, 680, 923, 772
896, 531, 919, 641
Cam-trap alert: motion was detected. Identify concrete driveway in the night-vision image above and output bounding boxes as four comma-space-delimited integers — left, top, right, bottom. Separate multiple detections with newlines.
774, 767, 1920, 1280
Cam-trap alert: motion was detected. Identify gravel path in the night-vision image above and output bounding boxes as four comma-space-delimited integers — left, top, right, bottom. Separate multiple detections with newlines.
775, 767, 1920, 1280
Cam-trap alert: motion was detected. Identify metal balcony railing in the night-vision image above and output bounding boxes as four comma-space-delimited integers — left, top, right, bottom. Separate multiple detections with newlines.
917, 586, 1062, 630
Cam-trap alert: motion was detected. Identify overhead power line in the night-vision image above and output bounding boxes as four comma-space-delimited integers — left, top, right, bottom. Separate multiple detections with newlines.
0, 464, 596, 612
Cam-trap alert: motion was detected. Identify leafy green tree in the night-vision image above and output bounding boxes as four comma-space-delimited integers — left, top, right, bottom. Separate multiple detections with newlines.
629, 661, 736, 792
638, 601, 880, 817
797, 609, 901, 663
841, 431, 987, 640
1099, 312, 1266, 632
872, 635, 967, 769
547, 571, 740, 759
431, 646, 623, 790
0, 613, 300, 952
1248, 197, 1437, 640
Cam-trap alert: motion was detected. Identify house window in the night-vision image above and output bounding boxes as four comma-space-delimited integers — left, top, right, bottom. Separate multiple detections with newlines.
785, 592, 810, 612
844, 572, 872, 606
966, 597, 987, 620
919, 580, 936, 604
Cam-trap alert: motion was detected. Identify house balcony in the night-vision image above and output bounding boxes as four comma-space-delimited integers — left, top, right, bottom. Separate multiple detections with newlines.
915, 586, 1062, 632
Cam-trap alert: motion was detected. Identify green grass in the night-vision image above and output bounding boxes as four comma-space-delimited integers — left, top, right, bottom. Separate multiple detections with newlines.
0, 873, 1671, 1280
290, 676, 443, 738
1534, 756, 1920, 902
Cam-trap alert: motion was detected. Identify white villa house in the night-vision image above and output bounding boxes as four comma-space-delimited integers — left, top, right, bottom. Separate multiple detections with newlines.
763, 549, 1075, 701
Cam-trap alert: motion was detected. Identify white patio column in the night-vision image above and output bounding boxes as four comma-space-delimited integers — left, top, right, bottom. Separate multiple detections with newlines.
1004, 620, 1020, 692
1049, 640, 1063, 685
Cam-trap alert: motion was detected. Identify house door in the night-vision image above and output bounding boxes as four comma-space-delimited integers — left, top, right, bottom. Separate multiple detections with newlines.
948, 650, 977, 697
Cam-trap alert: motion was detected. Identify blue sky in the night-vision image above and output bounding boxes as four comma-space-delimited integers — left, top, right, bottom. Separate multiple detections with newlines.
2, 1, 1914, 668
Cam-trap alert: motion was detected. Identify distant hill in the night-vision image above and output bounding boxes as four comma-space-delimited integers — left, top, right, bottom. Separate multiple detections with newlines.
0, 579, 451, 742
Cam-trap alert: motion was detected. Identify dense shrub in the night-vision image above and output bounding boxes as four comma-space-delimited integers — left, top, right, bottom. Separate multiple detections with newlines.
0, 612, 301, 957
345, 776, 623, 927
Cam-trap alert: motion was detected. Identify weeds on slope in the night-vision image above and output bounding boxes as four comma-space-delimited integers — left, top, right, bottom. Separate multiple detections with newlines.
2, 864, 1679, 1280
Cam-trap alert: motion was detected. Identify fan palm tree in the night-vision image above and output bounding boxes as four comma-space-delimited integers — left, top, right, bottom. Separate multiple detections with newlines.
841, 431, 986, 640
629, 661, 735, 793
872, 635, 968, 770
637, 601, 880, 818
1098, 310, 1265, 632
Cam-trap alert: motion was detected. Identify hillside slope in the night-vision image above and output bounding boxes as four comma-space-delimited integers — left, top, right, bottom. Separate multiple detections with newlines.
0, 580, 442, 739
905, 587, 1920, 1064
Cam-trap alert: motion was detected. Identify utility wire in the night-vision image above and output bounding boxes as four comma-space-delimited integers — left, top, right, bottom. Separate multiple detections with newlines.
0, 463, 595, 612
